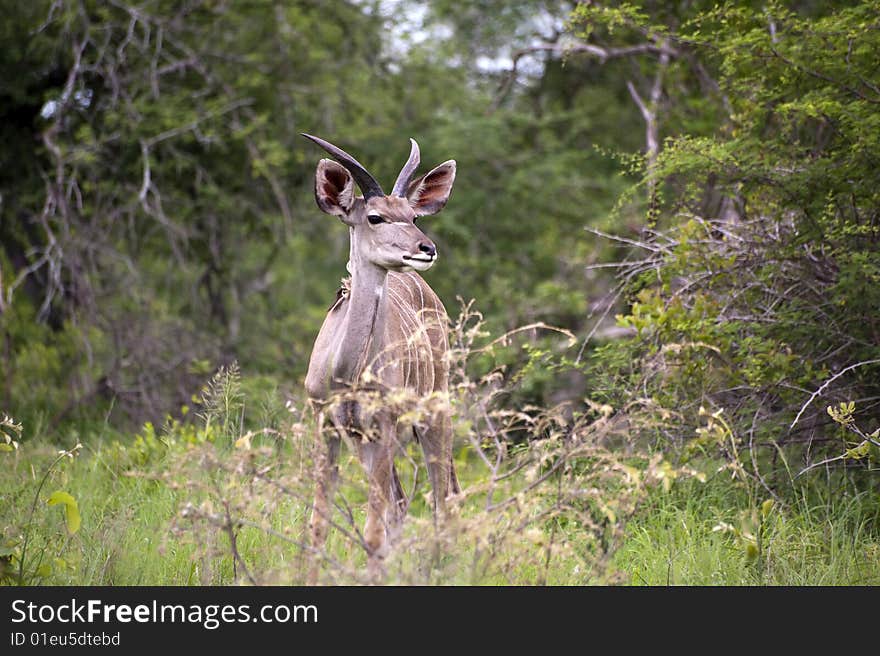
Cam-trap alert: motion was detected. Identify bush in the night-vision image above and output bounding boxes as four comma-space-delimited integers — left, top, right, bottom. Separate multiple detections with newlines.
583, 1, 880, 484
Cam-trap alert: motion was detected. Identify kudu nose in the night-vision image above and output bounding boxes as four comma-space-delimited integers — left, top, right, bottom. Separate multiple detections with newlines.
419, 242, 436, 257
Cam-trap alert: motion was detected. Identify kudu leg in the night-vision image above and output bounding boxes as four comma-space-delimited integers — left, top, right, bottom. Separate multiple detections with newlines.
307, 412, 340, 585
357, 438, 396, 580
388, 461, 408, 543
418, 411, 458, 518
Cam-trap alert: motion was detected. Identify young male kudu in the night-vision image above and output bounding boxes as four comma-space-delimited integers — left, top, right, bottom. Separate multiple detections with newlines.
301, 133, 460, 582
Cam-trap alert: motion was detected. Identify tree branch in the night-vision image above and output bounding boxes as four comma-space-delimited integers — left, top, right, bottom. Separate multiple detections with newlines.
626, 39, 670, 213
790, 359, 880, 430
490, 38, 678, 113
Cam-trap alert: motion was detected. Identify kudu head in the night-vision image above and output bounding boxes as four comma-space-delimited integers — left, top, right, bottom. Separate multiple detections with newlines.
303, 133, 456, 272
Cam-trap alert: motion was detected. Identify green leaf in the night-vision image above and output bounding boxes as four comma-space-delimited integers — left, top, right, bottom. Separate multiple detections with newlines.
844, 441, 870, 460
46, 490, 81, 534
744, 542, 758, 563
36, 563, 52, 577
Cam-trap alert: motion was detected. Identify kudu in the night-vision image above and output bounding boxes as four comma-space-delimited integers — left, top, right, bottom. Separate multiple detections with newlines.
301, 133, 459, 581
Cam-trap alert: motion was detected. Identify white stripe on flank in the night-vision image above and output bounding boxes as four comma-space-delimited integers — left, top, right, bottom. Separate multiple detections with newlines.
386, 274, 440, 395
386, 286, 417, 388
405, 272, 426, 313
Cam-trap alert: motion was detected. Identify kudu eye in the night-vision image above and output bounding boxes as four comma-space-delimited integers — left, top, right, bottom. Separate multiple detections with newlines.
367, 214, 385, 225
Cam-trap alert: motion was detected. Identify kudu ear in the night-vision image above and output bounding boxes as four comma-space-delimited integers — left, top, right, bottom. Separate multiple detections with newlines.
314, 159, 355, 217
406, 160, 456, 216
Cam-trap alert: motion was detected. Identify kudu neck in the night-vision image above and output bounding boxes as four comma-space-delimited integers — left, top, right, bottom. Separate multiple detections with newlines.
331, 230, 390, 385
347, 228, 389, 293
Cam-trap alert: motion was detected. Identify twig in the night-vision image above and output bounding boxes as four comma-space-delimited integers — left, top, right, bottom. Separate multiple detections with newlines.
795, 453, 848, 478
221, 498, 256, 585
490, 39, 678, 113
486, 450, 570, 512
575, 280, 626, 364
584, 226, 668, 253
789, 359, 880, 430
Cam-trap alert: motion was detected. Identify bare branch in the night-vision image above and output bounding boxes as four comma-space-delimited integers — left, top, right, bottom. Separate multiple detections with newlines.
583, 225, 669, 253
796, 453, 848, 478
626, 39, 670, 211
490, 38, 678, 113
142, 97, 254, 148
790, 359, 880, 430
575, 279, 627, 364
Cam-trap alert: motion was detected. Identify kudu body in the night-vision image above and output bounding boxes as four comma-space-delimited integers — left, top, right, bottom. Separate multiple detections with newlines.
302, 134, 459, 581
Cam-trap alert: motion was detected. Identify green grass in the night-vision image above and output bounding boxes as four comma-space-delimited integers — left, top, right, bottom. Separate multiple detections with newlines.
611, 476, 880, 586
1, 429, 590, 586
3, 426, 879, 586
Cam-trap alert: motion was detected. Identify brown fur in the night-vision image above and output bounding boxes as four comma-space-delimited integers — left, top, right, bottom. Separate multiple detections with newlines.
302, 139, 457, 583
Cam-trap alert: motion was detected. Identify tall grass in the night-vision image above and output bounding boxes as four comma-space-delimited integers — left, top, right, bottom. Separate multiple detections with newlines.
612, 475, 880, 585
3, 425, 879, 585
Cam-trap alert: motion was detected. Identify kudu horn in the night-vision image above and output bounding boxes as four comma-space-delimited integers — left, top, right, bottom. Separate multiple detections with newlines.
301, 133, 384, 200
391, 138, 420, 197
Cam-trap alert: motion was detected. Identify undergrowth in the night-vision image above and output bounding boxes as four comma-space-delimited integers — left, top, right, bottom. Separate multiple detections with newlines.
1, 305, 877, 586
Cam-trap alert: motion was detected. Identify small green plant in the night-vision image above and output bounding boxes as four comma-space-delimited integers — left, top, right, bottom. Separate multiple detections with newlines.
796, 402, 880, 477
0, 414, 22, 452
689, 407, 748, 480
827, 402, 879, 464
1, 414, 24, 583
4, 433, 83, 586
712, 499, 775, 570
196, 362, 244, 442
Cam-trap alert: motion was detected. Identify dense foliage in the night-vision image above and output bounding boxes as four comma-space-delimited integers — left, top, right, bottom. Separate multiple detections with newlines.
573, 1, 880, 478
